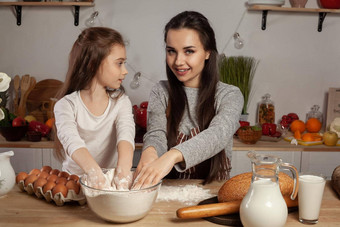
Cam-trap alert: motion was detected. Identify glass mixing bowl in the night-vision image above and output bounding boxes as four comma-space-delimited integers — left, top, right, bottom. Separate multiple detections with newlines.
79, 168, 161, 223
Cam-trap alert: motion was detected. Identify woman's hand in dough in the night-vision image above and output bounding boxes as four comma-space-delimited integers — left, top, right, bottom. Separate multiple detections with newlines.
132, 149, 183, 190
133, 147, 159, 182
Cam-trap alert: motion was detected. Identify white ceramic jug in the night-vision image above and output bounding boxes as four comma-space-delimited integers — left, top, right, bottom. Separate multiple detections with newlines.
0, 150, 15, 197
240, 151, 299, 227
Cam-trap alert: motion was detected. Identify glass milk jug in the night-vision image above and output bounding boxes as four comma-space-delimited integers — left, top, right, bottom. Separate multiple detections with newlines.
240, 151, 299, 227
0, 151, 16, 197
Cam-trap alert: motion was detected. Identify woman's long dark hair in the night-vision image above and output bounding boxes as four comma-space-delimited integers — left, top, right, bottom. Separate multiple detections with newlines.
54, 27, 126, 161
164, 11, 228, 184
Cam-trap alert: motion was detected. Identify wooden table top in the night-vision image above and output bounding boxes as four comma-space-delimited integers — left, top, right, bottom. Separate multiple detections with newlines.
0, 180, 339, 227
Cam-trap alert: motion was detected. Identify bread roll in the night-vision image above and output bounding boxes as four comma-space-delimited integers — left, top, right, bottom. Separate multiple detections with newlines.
331, 165, 340, 198
218, 172, 294, 202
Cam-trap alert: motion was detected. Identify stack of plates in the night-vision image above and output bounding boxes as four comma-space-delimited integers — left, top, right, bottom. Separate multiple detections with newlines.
248, 0, 285, 6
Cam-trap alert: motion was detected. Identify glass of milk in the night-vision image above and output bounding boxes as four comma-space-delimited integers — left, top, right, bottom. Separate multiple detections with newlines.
298, 173, 326, 224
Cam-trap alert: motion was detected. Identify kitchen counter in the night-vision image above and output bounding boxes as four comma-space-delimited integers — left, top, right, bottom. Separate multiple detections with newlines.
0, 180, 339, 226
1, 135, 339, 152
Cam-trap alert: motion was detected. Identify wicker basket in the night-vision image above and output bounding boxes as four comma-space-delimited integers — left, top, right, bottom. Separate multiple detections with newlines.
237, 128, 262, 144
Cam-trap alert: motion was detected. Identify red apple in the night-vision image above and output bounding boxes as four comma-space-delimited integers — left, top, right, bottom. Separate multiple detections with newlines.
12, 117, 26, 127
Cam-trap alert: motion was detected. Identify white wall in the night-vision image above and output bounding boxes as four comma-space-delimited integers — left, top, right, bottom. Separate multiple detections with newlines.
1, 0, 339, 125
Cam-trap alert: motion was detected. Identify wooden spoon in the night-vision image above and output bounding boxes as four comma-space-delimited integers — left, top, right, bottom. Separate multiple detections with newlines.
13, 75, 20, 115
17, 75, 31, 118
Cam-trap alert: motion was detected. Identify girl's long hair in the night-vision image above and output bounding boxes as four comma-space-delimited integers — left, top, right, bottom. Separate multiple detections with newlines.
164, 11, 228, 184
54, 27, 125, 161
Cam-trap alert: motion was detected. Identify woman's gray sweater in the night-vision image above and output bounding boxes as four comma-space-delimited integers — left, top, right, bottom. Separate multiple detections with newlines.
143, 80, 244, 174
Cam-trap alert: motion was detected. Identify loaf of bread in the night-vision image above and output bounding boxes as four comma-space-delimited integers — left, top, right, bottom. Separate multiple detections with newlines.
218, 172, 294, 202
331, 165, 340, 199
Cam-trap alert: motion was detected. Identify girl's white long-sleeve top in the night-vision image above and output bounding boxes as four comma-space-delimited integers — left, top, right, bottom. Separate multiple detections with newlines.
54, 91, 135, 175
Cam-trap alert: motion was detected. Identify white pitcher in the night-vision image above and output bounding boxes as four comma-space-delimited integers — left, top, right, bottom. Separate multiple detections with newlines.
0, 150, 15, 197
240, 151, 299, 227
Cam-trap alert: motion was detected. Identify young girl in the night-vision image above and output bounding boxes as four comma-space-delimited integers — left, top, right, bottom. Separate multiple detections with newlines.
133, 11, 243, 189
54, 27, 135, 189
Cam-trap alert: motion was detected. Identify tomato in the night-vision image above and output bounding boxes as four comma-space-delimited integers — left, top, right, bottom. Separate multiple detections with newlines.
262, 123, 277, 136
140, 101, 148, 109
28, 120, 51, 137
12, 117, 26, 127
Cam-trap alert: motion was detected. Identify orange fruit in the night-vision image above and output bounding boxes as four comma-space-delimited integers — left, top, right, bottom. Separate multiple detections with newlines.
305, 118, 322, 133
290, 120, 305, 133
311, 133, 322, 141
301, 133, 315, 142
45, 118, 55, 129
294, 130, 302, 140
301, 133, 322, 142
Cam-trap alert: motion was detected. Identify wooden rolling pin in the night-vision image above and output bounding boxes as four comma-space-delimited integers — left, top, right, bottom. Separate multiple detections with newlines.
177, 196, 298, 219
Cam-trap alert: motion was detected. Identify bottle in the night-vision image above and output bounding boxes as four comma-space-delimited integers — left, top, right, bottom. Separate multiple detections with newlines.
258, 93, 275, 125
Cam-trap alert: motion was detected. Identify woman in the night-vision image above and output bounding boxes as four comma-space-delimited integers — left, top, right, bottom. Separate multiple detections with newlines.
132, 11, 243, 189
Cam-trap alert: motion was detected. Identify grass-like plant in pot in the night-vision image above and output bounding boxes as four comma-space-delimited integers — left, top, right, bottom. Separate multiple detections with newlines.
219, 55, 259, 116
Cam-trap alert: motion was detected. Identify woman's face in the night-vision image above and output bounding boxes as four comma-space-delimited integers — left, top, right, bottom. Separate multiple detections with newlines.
166, 28, 210, 88
96, 44, 128, 90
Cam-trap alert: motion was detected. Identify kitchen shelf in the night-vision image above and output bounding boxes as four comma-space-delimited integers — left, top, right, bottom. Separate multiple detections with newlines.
1, 135, 339, 152
0, 1, 94, 26
248, 5, 340, 32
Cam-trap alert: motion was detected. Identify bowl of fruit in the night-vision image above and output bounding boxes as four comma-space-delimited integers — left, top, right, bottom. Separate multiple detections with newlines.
237, 125, 262, 144
0, 112, 28, 141
0, 125, 28, 141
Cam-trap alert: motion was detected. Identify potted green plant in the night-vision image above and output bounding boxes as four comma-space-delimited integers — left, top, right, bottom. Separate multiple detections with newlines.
219, 55, 259, 119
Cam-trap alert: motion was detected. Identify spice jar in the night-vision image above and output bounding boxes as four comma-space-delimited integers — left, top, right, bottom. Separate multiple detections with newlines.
306, 105, 323, 124
258, 93, 275, 125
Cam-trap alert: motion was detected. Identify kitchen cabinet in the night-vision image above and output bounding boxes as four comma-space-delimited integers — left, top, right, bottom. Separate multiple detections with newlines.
0, 147, 43, 173
0, 1, 94, 26
248, 5, 340, 32
230, 150, 301, 177
0, 147, 62, 173
301, 151, 340, 179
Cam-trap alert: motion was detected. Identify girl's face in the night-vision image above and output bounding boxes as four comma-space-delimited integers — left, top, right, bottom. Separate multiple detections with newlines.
96, 44, 128, 90
166, 28, 210, 88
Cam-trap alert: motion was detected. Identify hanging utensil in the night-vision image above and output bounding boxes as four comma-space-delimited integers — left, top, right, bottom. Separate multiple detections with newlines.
13, 75, 20, 116
17, 74, 31, 118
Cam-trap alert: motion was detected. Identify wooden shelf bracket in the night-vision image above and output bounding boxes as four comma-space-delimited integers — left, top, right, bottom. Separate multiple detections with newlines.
318, 12, 327, 32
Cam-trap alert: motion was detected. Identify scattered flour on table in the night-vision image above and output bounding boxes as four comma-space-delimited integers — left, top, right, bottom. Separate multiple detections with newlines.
156, 184, 214, 205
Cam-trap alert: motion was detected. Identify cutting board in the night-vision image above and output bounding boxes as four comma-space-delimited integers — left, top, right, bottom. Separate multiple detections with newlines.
284, 136, 323, 146
26, 79, 63, 122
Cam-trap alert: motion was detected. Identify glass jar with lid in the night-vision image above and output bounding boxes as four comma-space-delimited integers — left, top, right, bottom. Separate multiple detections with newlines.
258, 93, 275, 125
306, 105, 323, 124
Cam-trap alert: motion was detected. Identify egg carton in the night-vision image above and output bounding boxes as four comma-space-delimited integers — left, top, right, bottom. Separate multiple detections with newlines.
17, 181, 86, 206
